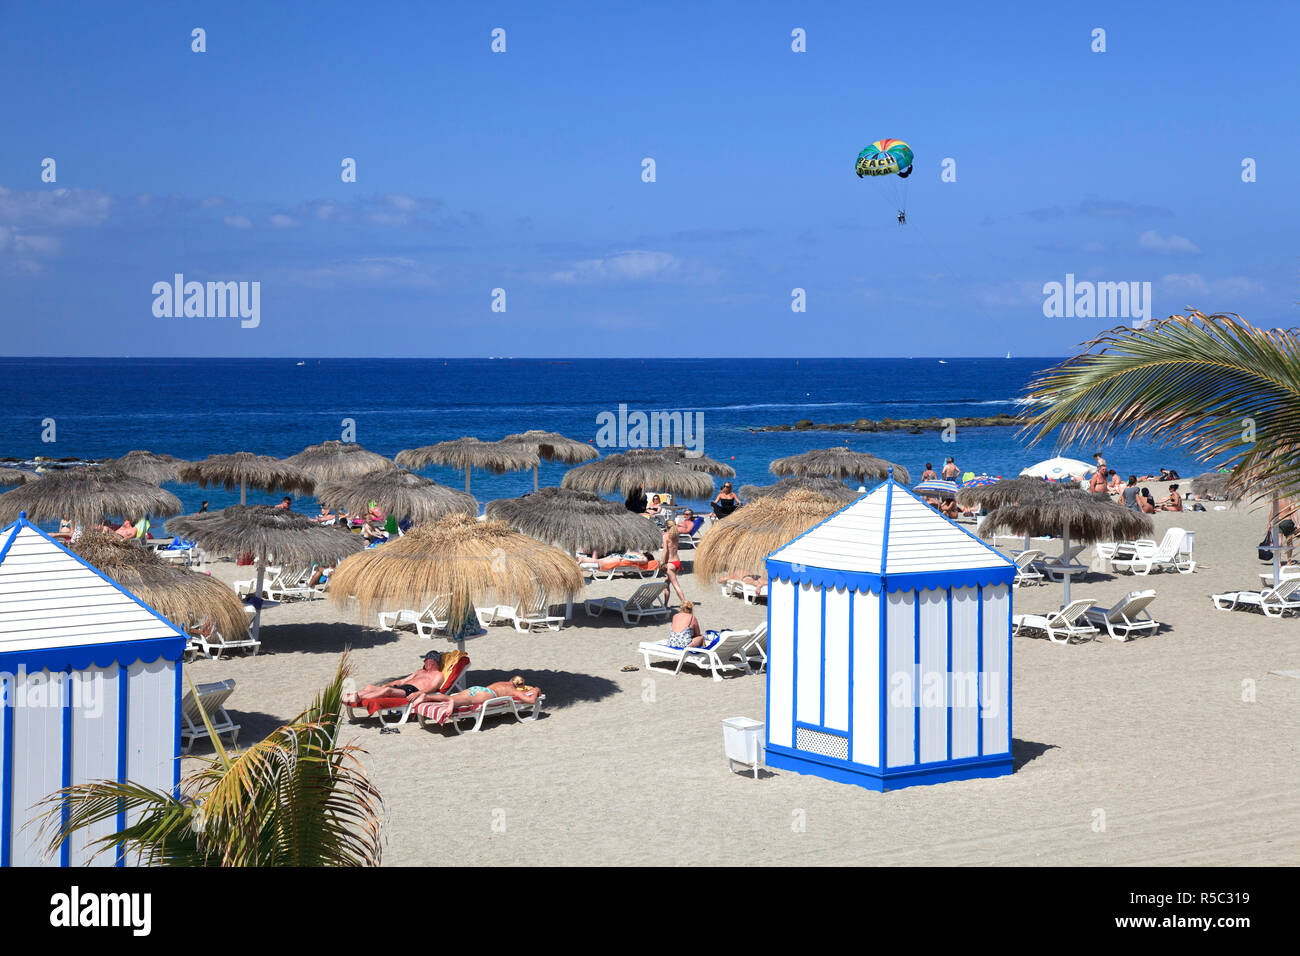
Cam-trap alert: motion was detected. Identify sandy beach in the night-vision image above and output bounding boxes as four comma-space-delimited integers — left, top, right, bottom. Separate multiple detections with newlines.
181, 485, 1300, 866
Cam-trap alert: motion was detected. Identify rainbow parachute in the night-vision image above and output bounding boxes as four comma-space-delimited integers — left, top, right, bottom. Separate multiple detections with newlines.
855, 140, 914, 178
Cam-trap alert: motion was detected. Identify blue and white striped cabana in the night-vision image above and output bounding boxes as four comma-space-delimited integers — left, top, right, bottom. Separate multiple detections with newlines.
0, 516, 185, 866
764, 474, 1015, 791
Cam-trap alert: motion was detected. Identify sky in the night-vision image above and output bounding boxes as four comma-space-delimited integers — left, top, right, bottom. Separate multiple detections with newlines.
1, 1, 1296, 357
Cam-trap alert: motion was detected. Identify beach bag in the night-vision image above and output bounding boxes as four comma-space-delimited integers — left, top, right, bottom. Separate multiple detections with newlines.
236, 551, 254, 566
1257, 532, 1273, 562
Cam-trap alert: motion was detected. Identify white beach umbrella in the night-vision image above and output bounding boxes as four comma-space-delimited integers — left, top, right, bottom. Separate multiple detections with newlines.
1020, 457, 1094, 482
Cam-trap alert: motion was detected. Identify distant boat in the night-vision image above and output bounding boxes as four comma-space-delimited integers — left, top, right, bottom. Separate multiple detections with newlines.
1005, 352, 1012, 359
938, 360, 947, 365
296, 361, 305, 366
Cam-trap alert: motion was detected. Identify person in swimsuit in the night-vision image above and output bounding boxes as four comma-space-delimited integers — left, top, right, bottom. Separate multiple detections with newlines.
660, 517, 686, 605
346, 653, 445, 705
410, 675, 541, 710
642, 494, 663, 518
1157, 484, 1183, 511
921, 462, 937, 481
711, 482, 740, 519
941, 457, 959, 480
665, 601, 706, 649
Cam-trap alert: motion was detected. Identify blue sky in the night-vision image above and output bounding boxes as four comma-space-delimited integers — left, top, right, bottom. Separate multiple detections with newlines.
1, 1, 1296, 357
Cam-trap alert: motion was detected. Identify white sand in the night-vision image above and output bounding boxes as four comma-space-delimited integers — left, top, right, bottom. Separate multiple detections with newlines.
183, 492, 1300, 865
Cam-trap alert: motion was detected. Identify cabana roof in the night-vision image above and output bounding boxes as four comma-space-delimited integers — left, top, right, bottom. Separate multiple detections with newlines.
0, 516, 186, 657
767, 476, 1013, 591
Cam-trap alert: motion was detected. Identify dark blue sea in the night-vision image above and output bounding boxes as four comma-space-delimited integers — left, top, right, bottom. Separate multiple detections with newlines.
0, 357, 1212, 531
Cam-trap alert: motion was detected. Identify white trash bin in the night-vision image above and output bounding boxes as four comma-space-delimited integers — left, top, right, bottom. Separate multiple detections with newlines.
722, 717, 764, 779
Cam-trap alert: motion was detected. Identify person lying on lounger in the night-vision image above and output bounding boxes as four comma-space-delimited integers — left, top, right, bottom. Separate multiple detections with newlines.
409, 675, 540, 709
718, 571, 766, 588
346, 653, 445, 705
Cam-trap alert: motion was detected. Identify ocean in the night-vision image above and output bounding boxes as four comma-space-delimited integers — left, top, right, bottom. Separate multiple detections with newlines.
0, 357, 1212, 529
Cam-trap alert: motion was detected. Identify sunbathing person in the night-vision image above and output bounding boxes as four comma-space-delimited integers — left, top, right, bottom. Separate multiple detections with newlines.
346, 653, 445, 705
361, 519, 388, 543
410, 675, 540, 709
939, 498, 960, 519
1138, 488, 1157, 514
711, 482, 740, 518
665, 601, 706, 649
114, 518, 137, 540
642, 494, 663, 518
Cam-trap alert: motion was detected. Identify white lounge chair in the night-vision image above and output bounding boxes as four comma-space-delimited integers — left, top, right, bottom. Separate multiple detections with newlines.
721, 578, 768, 604
1036, 544, 1089, 581
378, 594, 451, 638
413, 694, 546, 733
264, 565, 324, 601
234, 563, 280, 598
1012, 549, 1045, 588
736, 623, 769, 672
1212, 577, 1300, 618
1111, 528, 1194, 576
584, 555, 661, 581
180, 679, 241, 753
1084, 589, 1160, 640
638, 629, 758, 681
1012, 599, 1099, 644
584, 581, 672, 625
186, 620, 260, 660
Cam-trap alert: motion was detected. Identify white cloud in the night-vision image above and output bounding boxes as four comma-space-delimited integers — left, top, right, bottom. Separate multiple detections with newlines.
269, 214, 299, 229
1139, 230, 1199, 255
972, 279, 1043, 307
1160, 273, 1210, 295
551, 250, 680, 283
0, 186, 112, 227
284, 256, 439, 288
223, 215, 253, 229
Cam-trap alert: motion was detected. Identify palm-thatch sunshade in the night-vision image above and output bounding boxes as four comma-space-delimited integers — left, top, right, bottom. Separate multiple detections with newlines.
328, 514, 584, 649
695, 489, 843, 581
0, 466, 182, 528
560, 452, 715, 500
0, 468, 35, 486
625, 446, 736, 479
395, 438, 539, 494
955, 475, 1068, 510
104, 450, 186, 485
315, 468, 478, 524
167, 505, 363, 643
485, 487, 660, 555
770, 448, 911, 485
977, 490, 1153, 603
178, 453, 315, 506
1191, 471, 1239, 501
284, 441, 394, 483
738, 476, 861, 504
501, 430, 599, 491
71, 531, 249, 639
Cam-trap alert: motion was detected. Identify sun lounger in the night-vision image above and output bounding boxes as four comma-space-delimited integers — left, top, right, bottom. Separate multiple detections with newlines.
1084, 589, 1160, 640
1212, 577, 1300, 618
1012, 598, 1099, 644
344, 655, 471, 731
638, 629, 758, 681
180, 679, 241, 753
1111, 528, 1194, 575
186, 620, 261, 659
413, 693, 546, 733
264, 565, 324, 601
736, 623, 768, 671
234, 563, 280, 598
721, 577, 768, 604
583, 581, 671, 625
1035, 544, 1089, 581
1011, 549, 1044, 588
378, 594, 451, 638
585, 554, 661, 581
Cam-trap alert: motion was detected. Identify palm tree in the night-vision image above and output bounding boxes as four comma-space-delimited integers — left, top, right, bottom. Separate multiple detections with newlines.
1021, 311, 1300, 501
38, 654, 384, 866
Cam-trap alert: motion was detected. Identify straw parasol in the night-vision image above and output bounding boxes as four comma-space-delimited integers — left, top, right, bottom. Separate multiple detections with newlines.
328, 514, 585, 649
315, 467, 478, 524
624, 446, 736, 478
485, 486, 660, 555
560, 451, 715, 500
104, 450, 186, 485
695, 488, 843, 581
501, 430, 599, 492
0, 468, 35, 486
1191, 471, 1239, 501
0, 466, 182, 528
738, 476, 860, 504
395, 438, 539, 494
978, 490, 1152, 603
167, 505, 363, 643
178, 453, 315, 506
770, 448, 910, 485
955, 475, 1068, 510
71, 531, 249, 638
285, 441, 394, 483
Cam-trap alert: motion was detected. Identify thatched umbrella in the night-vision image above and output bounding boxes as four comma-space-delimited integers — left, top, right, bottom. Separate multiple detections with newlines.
770, 448, 911, 485
285, 441, 394, 483
0, 466, 182, 528
315, 468, 478, 524
695, 489, 843, 581
395, 438, 539, 495
178, 453, 315, 506
955, 475, 1067, 510
625, 446, 736, 479
485, 486, 660, 555
71, 531, 249, 638
561, 452, 715, 500
1191, 471, 1239, 501
0, 468, 35, 486
167, 505, 363, 644
739, 476, 860, 504
104, 450, 185, 485
978, 490, 1153, 604
500, 430, 599, 492
328, 514, 585, 649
